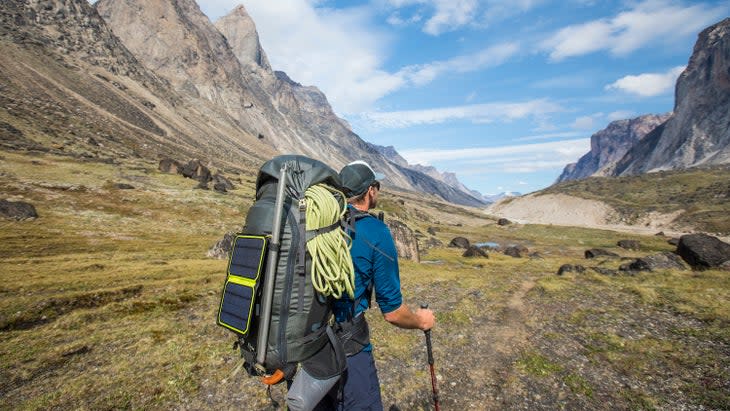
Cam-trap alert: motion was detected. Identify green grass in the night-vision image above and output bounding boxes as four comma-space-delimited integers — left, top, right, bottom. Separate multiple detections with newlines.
1, 149, 729, 410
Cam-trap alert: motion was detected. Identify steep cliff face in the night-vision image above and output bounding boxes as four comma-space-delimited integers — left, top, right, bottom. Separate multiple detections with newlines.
0, 0, 274, 166
557, 114, 670, 182
2, 0, 486, 206
614, 18, 730, 175
213, 5, 270, 70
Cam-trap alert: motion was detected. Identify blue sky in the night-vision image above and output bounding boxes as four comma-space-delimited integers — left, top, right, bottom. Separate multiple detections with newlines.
195, 0, 729, 196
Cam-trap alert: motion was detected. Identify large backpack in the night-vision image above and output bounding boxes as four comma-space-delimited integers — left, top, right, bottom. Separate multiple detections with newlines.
216, 155, 352, 387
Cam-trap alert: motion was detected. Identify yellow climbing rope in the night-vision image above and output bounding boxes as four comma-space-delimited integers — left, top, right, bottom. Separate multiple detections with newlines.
305, 184, 355, 299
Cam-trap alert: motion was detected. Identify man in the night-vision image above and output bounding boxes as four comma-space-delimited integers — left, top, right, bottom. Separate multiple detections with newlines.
316, 160, 435, 410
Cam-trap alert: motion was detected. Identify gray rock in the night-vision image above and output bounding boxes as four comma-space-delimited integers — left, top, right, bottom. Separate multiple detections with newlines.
208, 232, 237, 259
676, 233, 730, 270
386, 219, 419, 262
449, 237, 470, 249
617, 240, 641, 250
212, 173, 235, 190
504, 245, 528, 258
0, 199, 38, 220
585, 248, 620, 259
182, 160, 212, 183
422, 237, 443, 250
619, 252, 688, 272
557, 264, 585, 275
113, 183, 134, 189
463, 246, 488, 258
497, 218, 512, 226
159, 158, 182, 174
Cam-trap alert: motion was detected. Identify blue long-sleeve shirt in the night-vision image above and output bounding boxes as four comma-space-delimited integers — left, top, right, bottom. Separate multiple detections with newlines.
333, 207, 402, 325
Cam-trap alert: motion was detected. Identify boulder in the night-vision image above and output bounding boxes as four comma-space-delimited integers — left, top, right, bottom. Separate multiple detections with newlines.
676, 233, 730, 270
427, 226, 437, 235
158, 157, 182, 174
497, 218, 511, 226
0, 199, 38, 220
212, 173, 235, 190
504, 245, 528, 258
463, 245, 488, 258
181, 159, 212, 183
113, 183, 135, 189
213, 182, 228, 193
449, 237, 470, 249
386, 219, 419, 262
668, 238, 680, 246
617, 240, 641, 250
557, 264, 585, 275
207, 232, 237, 259
422, 237, 443, 250
619, 252, 688, 272
585, 248, 620, 259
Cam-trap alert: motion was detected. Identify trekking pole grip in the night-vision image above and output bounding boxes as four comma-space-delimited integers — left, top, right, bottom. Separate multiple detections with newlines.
421, 304, 434, 365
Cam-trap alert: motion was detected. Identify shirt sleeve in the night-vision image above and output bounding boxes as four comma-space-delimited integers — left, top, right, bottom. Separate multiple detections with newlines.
371, 221, 402, 314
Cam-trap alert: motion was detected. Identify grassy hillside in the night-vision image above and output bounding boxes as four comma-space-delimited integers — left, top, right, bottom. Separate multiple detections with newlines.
1, 150, 728, 410
542, 166, 730, 235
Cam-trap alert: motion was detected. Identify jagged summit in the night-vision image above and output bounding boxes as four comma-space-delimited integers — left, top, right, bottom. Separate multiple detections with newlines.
0, 0, 487, 206
214, 4, 271, 70
613, 18, 730, 175
558, 17, 730, 183
557, 113, 670, 182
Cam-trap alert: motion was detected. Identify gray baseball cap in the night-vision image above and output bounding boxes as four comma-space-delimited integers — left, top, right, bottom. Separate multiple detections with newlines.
339, 160, 385, 197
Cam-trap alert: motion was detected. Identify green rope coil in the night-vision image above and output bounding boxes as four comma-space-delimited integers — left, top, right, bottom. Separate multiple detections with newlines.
305, 184, 355, 299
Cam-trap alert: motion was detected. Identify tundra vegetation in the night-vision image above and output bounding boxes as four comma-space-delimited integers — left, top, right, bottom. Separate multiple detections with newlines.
1, 150, 728, 410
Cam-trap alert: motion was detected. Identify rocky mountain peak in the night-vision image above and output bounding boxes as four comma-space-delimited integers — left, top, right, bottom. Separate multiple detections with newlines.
557, 113, 670, 182
613, 18, 730, 175
214, 4, 271, 71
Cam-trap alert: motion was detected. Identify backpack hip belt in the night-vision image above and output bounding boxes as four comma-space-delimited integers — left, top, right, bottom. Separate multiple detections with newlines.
335, 313, 371, 357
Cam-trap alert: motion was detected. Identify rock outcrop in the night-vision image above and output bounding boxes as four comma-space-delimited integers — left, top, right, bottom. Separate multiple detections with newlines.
95, 0, 485, 206
614, 18, 730, 175
385, 219, 419, 262
557, 114, 670, 182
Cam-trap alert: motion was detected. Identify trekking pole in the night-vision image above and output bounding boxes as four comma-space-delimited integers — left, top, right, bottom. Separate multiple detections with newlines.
421, 304, 440, 411
255, 163, 289, 375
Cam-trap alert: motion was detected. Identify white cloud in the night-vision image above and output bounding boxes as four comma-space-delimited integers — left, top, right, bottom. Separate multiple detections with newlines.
381, 0, 480, 35
358, 99, 563, 129
398, 42, 520, 86
605, 66, 685, 97
195, 1, 401, 113
570, 112, 605, 130
423, 0, 479, 35
608, 110, 636, 121
513, 131, 584, 142
541, 0, 726, 61
196, 1, 519, 114
400, 138, 590, 172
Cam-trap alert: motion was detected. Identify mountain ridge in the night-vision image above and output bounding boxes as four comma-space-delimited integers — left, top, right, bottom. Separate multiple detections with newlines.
94, 0, 487, 205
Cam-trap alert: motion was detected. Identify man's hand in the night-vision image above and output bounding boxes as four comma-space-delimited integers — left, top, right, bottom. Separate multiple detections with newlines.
416, 306, 435, 331
383, 304, 436, 331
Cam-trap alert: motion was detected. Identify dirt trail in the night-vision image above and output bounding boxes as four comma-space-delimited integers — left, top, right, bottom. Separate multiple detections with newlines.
491, 280, 534, 355
432, 278, 536, 410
